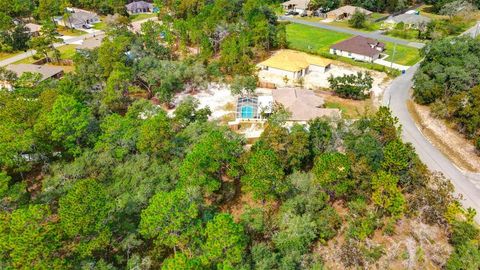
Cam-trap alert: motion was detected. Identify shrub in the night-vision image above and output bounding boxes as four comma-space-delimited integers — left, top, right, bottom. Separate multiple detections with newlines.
328, 71, 373, 100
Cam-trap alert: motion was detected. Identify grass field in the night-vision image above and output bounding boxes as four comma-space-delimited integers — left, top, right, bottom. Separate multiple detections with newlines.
286, 23, 421, 66
384, 41, 422, 66
57, 26, 85, 36
0, 51, 22, 61
286, 23, 352, 53
130, 13, 157, 21
14, 45, 78, 64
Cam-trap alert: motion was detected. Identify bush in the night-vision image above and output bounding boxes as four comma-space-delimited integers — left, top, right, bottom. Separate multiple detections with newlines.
328, 71, 373, 100
450, 221, 479, 247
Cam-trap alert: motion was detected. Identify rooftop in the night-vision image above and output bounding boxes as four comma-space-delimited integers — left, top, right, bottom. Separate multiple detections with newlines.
281, 0, 311, 10
25, 23, 41, 33
331, 36, 385, 57
327, 5, 373, 16
387, 13, 432, 25
258, 49, 332, 72
77, 34, 105, 50
272, 88, 340, 121
126, 1, 154, 10
6, 64, 64, 81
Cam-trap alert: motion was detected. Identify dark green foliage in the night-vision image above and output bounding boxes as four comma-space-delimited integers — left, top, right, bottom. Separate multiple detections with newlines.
348, 10, 367, 29
446, 241, 480, 270
413, 37, 480, 138
328, 71, 373, 100
313, 152, 353, 198
450, 221, 479, 246
242, 149, 287, 201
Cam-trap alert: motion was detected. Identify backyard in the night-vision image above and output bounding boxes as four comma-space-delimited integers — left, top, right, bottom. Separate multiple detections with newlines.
14, 44, 78, 64
286, 23, 421, 66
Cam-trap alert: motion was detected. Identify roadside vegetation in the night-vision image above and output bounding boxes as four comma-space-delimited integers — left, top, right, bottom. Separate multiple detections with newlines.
413, 36, 480, 150
1, 0, 480, 269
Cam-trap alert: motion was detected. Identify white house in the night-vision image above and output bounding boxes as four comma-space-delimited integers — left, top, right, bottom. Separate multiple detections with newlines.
330, 36, 385, 62
57, 8, 100, 29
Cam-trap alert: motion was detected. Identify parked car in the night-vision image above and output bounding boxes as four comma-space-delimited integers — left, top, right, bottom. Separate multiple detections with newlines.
300, 11, 308, 17
82, 24, 92, 29
284, 10, 299, 16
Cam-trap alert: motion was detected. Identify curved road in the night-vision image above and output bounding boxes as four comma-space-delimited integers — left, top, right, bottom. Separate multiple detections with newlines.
382, 64, 480, 224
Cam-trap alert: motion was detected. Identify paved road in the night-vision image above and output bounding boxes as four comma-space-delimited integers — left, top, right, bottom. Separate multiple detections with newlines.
279, 16, 426, 49
463, 21, 480, 38
0, 30, 103, 67
382, 64, 480, 224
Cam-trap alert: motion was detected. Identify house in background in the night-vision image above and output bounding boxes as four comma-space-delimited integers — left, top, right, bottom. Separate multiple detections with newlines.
25, 23, 41, 37
76, 34, 105, 52
126, 1, 154, 14
326, 5, 372, 20
6, 64, 64, 81
383, 13, 431, 30
281, 0, 311, 13
2, 64, 64, 89
57, 8, 100, 29
257, 49, 332, 80
330, 36, 385, 62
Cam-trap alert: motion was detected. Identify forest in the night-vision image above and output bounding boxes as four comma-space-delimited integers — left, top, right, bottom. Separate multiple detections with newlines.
1, 0, 480, 269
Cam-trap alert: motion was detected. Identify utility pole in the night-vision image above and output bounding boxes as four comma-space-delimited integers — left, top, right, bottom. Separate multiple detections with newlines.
391, 42, 397, 70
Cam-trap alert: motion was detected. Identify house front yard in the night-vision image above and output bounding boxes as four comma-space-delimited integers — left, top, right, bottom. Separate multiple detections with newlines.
286, 23, 352, 54
286, 23, 421, 67
14, 44, 78, 64
57, 26, 85, 36
130, 13, 157, 21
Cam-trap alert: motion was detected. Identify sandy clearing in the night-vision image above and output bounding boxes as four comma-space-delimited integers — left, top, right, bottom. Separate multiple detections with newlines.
169, 83, 237, 120
410, 102, 480, 173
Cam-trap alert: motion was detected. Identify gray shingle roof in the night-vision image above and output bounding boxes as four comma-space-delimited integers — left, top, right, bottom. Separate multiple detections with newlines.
388, 13, 431, 25
6, 64, 64, 81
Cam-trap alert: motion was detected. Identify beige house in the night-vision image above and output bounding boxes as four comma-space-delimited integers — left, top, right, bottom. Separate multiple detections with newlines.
76, 34, 105, 51
1, 64, 64, 89
281, 0, 311, 13
257, 50, 332, 80
25, 23, 41, 37
326, 5, 372, 20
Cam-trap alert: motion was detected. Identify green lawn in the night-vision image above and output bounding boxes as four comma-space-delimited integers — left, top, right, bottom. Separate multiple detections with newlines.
384, 42, 421, 66
57, 26, 85, 36
14, 45, 78, 64
286, 23, 421, 66
0, 51, 22, 61
286, 23, 352, 54
129, 13, 157, 21
92, 21, 107, 30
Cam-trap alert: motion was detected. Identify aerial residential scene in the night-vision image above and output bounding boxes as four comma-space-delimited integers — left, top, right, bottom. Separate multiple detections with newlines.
1, 0, 480, 269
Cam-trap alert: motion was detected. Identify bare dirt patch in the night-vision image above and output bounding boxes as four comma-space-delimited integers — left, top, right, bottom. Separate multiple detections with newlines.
315, 216, 451, 270
408, 101, 480, 173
